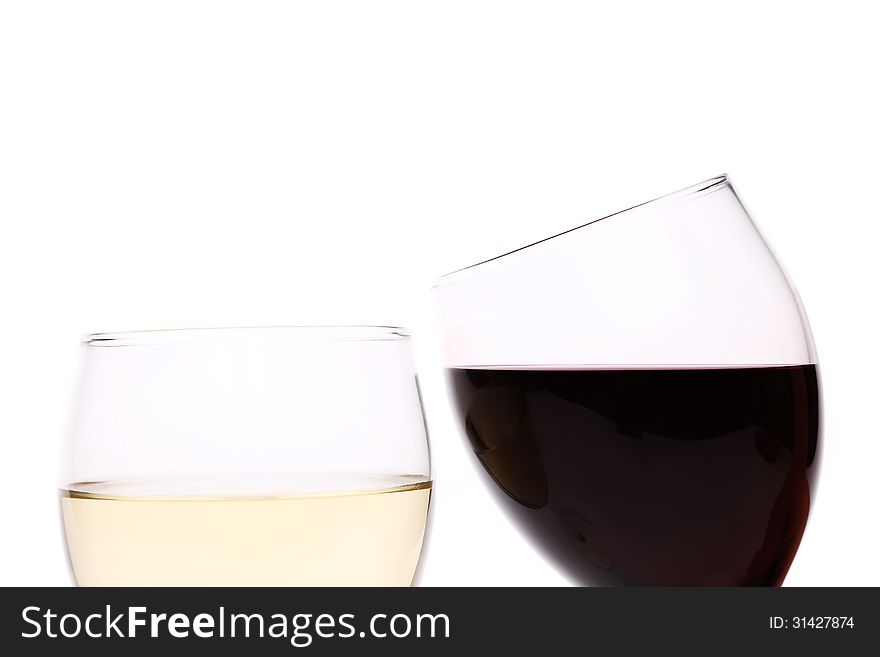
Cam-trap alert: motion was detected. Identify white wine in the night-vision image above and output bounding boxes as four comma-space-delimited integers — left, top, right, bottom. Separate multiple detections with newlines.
61, 475, 432, 587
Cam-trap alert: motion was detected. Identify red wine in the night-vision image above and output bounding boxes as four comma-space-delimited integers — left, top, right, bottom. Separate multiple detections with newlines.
448, 365, 820, 586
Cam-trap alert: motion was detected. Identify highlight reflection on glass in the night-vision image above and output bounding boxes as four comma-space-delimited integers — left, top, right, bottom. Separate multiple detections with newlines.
435, 176, 820, 586
61, 326, 432, 586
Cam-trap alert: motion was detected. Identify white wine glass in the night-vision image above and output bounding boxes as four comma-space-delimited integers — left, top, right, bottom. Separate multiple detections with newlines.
61, 326, 432, 586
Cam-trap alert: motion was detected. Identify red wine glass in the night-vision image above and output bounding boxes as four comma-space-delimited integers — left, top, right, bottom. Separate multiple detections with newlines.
434, 175, 820, 586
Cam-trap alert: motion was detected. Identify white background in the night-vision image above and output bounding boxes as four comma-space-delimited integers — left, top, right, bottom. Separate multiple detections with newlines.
1, 1, 878, 586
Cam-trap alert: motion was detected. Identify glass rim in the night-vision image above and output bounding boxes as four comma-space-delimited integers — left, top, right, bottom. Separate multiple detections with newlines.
84, 325, 412, 346
433, 174, 730, 287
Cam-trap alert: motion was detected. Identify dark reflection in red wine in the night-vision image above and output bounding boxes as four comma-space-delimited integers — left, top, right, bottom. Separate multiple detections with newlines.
448, 366, 820, 586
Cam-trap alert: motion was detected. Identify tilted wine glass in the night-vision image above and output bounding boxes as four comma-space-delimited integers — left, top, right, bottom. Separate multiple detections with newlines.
434, 176, 820, 586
